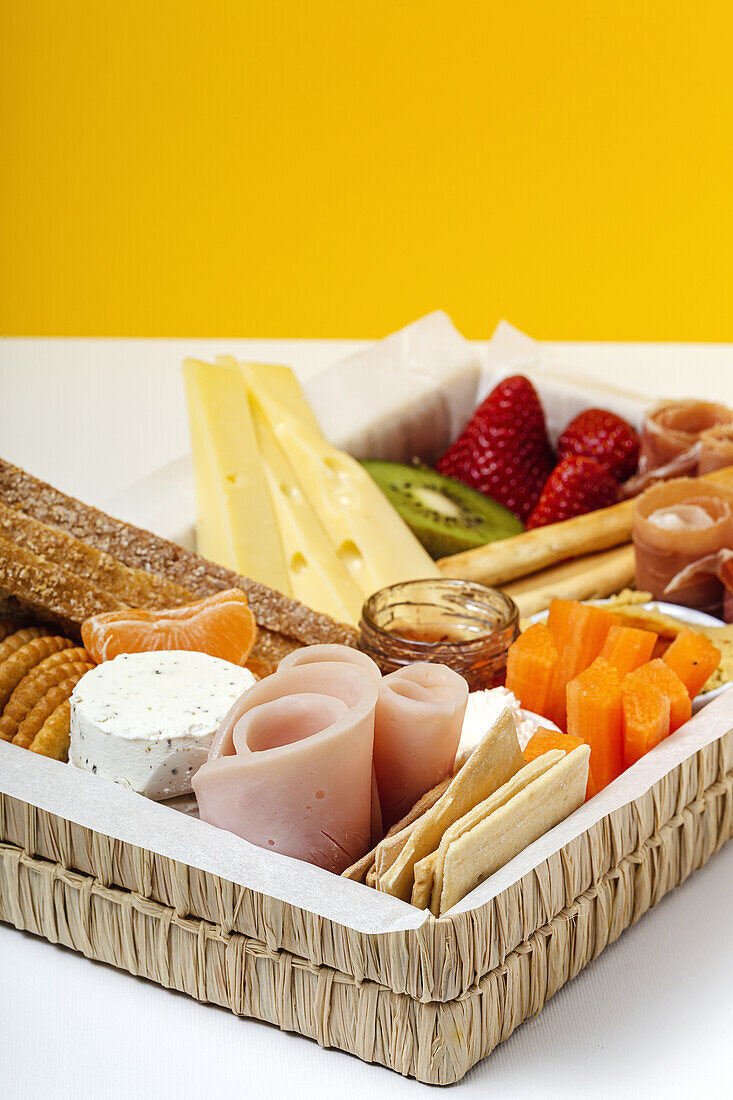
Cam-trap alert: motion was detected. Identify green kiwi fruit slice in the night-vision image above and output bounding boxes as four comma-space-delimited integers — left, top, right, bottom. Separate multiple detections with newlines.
362, 460, 524, 558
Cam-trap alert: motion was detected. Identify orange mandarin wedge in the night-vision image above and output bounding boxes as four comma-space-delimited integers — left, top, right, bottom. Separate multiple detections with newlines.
82, 589, 257, 667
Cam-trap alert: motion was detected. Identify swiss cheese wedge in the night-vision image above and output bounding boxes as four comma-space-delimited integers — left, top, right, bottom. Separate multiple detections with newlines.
182, 359, 290, 595
242, 364, 440, 598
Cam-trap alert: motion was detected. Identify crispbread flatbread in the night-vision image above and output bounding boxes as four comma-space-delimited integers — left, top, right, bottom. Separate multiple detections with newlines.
377, 709, 525, 902
429, 750, 564, 915
438, 745, 590, 915
411, 854, 435, 909
341, 773, 453, 882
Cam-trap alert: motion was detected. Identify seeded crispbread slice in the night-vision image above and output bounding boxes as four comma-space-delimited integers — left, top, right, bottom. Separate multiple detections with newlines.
428, 750, 564, 915
438, 745, 590, 915
377, 709, 525, 903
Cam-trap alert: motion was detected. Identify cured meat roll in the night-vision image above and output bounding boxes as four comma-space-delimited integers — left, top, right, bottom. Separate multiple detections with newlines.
699, 425, 733, 475
639, 400, 733, 475
374, 663, 468, 828
633, 478, 733, 615
193, 658, 378, 872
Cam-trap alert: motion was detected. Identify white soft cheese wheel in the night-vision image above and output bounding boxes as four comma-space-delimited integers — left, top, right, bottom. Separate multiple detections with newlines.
69, 651, 255, 800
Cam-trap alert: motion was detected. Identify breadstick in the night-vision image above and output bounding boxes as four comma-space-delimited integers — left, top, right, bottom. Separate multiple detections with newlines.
503, 545, 636, 618
438, 465, 733, 586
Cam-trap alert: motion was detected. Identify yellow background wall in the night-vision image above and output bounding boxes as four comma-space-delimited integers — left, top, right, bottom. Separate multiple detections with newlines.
2, 2, 732, 340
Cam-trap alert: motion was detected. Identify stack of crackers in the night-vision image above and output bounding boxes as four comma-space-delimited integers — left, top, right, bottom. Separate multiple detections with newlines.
0, 621, 95, 759
344, 710, 589, 915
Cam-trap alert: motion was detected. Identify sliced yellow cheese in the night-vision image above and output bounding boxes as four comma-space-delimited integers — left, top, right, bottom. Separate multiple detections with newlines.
182, 359, 291, 595
241, 364, 440, 599
217, 357, 322, 436
249, 397, 364, 624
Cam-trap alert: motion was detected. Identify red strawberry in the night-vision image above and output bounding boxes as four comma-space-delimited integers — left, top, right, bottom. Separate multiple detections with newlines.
436, 375, 554, 522
526, 456, 618, 528
558, 408, 640, 482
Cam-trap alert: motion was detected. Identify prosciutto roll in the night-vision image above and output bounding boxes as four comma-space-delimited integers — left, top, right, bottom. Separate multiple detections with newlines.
633, 478, 733, 615
374, 663, 468, 827
639, 400, 733, 475
699, 425, 733, 475
192, 658, 378, 872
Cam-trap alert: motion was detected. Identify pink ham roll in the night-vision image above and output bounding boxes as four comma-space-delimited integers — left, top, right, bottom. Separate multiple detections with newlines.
193, 660, 378, 873
374, 663, 468, 828
277, 644, 383, 840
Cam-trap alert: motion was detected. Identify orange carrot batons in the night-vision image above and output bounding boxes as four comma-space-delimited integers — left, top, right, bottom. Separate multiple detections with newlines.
621, 684, 671, 768
661, 627, 721, 698
622, 660, 692, 733
600, 624, 658, 678
505, 623, 559, 720
566, 656, 623, 791
548, 600, 617, 728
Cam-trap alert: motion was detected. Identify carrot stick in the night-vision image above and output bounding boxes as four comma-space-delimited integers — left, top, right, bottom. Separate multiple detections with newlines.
566, 657, 623, 790
600, 624, 658, 678
662, 627, 722, 698
621, 684, 671, 767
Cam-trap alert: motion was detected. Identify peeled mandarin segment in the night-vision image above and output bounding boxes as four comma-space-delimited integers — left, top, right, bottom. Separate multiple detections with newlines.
661, 627, 721, 698
566, 656, 623, 791
81, 588, 257, 666
505, 624, 559, 723
600, 624, 658, 678
622, 660, 692, 733
523, 727, 595, 800
621, 685, 671, 768
547, 600, 616, 728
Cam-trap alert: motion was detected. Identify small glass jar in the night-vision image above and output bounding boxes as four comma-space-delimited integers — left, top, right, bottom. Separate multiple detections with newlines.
358, 579, 519, 690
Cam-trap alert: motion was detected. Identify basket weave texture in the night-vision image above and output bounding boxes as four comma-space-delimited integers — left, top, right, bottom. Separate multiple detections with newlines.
1, 727, 731, 1084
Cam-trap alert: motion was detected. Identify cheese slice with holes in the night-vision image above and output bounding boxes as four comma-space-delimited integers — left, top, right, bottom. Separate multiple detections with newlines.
249, 398, 364, 623
182, 359, 290, 594
241, 364, 440, 598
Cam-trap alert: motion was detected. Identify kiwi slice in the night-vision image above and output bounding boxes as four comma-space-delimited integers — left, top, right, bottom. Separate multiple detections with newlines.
362, 460, 524, 558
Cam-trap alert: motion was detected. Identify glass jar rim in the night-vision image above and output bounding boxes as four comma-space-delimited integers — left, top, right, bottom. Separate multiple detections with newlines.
360, 578, 519, 650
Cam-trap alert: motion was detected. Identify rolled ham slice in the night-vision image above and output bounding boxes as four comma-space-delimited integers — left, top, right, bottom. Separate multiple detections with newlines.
192, 659, 378, 873
277, 644, 384, 841
633, 478, 733, 615
633, 400, 730, 477
374, 662, 468, 828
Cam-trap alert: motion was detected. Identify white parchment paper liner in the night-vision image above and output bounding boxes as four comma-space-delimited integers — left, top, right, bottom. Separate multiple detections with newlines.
1, 691, 730, 932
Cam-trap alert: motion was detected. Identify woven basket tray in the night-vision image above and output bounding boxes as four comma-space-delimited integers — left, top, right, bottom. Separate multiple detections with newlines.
1, 715, 731, 1084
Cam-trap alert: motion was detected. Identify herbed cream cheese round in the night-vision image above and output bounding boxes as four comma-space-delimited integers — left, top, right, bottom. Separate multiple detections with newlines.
69, 651, 256, 800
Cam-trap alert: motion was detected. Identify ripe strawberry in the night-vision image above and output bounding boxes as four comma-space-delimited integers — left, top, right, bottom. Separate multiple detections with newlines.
436, 375, 554, 522
558, 408, 640, 482
526, 455, 618, 528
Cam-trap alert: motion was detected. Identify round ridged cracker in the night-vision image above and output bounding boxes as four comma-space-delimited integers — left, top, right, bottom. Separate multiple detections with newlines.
2, 656, 93, 743
29, 698, 72, 761
14, 674, 87, 750
0, 647, 89, 725
0, 620, 22, 643
0, 627, 51, 665
0, 635, 75, 710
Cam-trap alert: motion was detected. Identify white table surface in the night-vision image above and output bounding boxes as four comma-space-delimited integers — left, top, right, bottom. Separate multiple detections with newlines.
1, 336, 732, 1099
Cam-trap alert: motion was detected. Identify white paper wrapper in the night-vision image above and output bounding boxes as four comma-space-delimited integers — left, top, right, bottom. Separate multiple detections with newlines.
103, 316, 651, 545
2, 690, 730, 929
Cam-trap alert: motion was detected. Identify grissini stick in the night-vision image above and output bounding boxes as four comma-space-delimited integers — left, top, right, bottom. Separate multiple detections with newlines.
437, 465, 733, 587
503, 545, 636, 618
